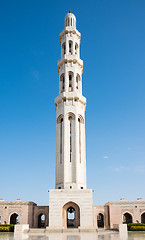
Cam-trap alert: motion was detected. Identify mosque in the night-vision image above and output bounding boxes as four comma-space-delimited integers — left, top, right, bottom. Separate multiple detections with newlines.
0, 12, 145, 231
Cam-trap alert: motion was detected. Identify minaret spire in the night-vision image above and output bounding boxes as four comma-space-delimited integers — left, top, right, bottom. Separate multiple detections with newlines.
48, 13, 94, 230
55, 12, 86, 190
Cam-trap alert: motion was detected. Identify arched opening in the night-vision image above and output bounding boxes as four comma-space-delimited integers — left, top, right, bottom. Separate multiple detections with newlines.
123, 212, 133, 224
62, 202, 80, 229
67, 207, 75, 228
97, 213, 104, 228
10, 213, 20, 225
38, 214, 45, 228
75, 43, 78, 55
69, 116, 72, 162
141, 212, 145, 224
60, 74, 65, 93
62, 42, 66, 56
68, 72, 73, 91
69, 41, 73, 54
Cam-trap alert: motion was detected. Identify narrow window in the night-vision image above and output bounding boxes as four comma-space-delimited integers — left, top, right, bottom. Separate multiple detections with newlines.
0, 216, 1, 224
60, 118, 63, 163
64, 43, 66, 55
62, 43, 66, 55
78, 118, 81, 163
60, 74, 65, 93
75, 43, 78, 54
76, 74, 80, 90
69, 117, 72, 162
76, 75, 78, 89
69, 74, 72, 87
68, 18, 70, 26
62, 75, 65, 91
71, 18, 72, 26
69, 42, 72, 53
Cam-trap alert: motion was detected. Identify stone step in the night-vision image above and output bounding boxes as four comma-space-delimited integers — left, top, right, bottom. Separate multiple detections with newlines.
29, 228, 46, 233
62, 228, 79, 233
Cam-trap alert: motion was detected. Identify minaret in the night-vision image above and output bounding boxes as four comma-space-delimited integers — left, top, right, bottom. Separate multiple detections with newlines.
55, 12, 87, 190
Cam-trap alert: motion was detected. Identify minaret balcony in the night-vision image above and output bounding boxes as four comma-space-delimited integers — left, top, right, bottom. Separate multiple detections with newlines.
60, 29, 81, 43
55, 92, 86, 108
57, 55, 83, 73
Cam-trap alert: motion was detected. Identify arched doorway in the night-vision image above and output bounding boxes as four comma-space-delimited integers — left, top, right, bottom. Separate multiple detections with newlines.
67, 207, 75, 228
97, 213, 104, 228
123, 212, 133, 224
38, 214, 45, 228
10, 213, 20, 225
62, 202, 80, 228
141, 212, 145, 224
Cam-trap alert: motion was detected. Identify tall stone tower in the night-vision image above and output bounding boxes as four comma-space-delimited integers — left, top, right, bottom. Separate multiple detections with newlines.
48, 12, 94, 230
55, 11, 86, 190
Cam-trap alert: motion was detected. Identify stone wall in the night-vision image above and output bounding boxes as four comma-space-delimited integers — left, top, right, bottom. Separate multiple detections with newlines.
0, 199, 49, 228
49, 189, 94, 229
106, 199, 145, 228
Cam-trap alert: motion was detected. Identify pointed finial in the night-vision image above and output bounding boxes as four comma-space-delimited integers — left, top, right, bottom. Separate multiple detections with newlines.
69, 9, 71, 13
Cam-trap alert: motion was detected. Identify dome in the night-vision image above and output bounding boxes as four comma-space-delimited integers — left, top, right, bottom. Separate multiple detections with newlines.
64, 11, 76, 28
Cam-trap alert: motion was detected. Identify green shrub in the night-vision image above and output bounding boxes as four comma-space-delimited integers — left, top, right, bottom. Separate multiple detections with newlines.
0, 224, 14, 232
128, 223, 145, 231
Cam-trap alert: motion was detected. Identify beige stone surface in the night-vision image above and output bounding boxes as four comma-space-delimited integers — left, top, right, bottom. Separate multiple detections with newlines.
55, 12, 86, 190
106, 199, 145, 228
49, 189, 93, 228
0, 199, 49, 228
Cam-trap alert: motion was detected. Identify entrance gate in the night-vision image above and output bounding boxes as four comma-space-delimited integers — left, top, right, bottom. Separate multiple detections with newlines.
62, 202, 80, 228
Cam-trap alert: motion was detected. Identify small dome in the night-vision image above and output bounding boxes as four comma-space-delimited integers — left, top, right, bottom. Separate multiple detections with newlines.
65, 12, 76, 28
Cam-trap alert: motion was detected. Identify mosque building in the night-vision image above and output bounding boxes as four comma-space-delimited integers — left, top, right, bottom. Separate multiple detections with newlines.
0, 12, 145, 230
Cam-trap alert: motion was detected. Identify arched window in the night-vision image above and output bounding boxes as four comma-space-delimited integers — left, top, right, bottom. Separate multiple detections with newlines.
76, 74, 80, 90
69, 75, 72, 87
78, 118, 81, 163
75, 43, 78, 55
62, 42, 66, 55
60, 74, 65, 93
78, 115, 84, 163
69, 116, 72, 162
60, 118, 63, 163
69, 41, 73, 54
71, 18, 72, 26
68, 113, 75, 163
68, 72, 73, 91
57, 115, 63, 164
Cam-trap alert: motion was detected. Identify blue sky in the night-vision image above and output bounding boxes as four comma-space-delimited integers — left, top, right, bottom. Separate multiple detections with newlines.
0, 0, 145, 206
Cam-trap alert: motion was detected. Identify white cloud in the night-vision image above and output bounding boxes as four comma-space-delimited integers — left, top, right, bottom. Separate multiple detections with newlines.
103, 155, 109, 159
